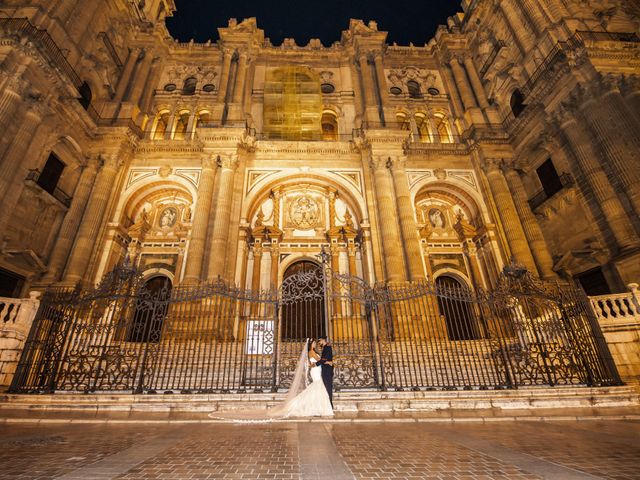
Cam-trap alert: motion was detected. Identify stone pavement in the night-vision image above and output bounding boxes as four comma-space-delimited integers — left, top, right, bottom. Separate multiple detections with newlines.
0, 420, 638, 479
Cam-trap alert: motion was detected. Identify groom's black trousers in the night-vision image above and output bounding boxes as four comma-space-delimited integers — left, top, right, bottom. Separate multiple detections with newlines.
321, 364, 334, 407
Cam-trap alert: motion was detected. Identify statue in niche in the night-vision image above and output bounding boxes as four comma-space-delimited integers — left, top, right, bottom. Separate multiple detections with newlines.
428, 208, 445, 228
159, 207, 177, 228
255, 208, 265, 227
344, 209, 354, 228
184, 207, 192, 222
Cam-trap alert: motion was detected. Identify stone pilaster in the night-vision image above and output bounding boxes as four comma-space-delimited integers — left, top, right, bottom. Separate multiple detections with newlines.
232, 52, 249, 104
498, 0, 534, 52
113, 48, 141, 104
62, 155, 122, 284
389, 158, 424, 281
207, 155, 238, 280
0, 76, 27, 135
183, 156, 218, 283
216, 49, 234, 105
358, 52, 378, 124
462, 57, 489, 110
42, 158, 100, 283
503, 167, 556, 279
371, 157, 406, 282
483, 159, 538, 275
519, 0, 548, 35
575, 80, 640, 216
619, 75, 640, 127
126, 49, 154, 106
449, 56, 477, 111
553, 111, 639, 250
0, 99, 46, 204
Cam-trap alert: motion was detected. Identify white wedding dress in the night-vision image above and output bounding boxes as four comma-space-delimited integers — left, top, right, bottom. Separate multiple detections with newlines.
282, 357, 334, 418
209, 342, 333, 421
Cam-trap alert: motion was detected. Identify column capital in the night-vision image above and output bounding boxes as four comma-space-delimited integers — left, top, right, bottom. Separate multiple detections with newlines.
387, 156, 407, 172
620, 74, 640, 96
217, 154, 239, 170
482, 157, 507, 174
202, 155, 218, 170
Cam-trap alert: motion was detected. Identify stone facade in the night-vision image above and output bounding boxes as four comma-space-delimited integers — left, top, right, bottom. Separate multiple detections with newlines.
0, 1, 639, 384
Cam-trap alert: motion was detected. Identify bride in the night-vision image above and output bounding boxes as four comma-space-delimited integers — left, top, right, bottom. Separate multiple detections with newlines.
209, 338, 333, 421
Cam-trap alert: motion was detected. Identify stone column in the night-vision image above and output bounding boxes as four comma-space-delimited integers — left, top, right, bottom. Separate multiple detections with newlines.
620, 75, 640, 126
372, 52, 388, 117
139, 58, 162, 114
126, 49, 154, 106
62, 155, 122, 284
449, 56, 477, 111
462, 56, 490, 110
498, 0, 534, 52
555, 113, 638, 250
358, 52, 378, 124
389, 158, 424, 281
483, 159, 538, 274
0, 100, 46, 203
183, 157, 218, 283
575, 85, 640, 217
0, 76, 26, 135
216, 49, 234, 105
440, 66, 465, 119
349, 58, 365, 122
113, 48, 141, 104
503, 167, 556, 279
42, 159, 99, 283
519, 0, 548, 35
207, 155, 238, 280
371, 157, 406, 282
251, 244, 262, 292
232, 52, 248, 104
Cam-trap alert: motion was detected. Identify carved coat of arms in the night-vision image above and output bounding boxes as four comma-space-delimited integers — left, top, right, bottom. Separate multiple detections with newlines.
289, 195, 319, 229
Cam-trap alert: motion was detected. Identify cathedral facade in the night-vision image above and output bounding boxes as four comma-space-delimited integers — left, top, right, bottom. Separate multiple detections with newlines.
0, 0, 639, 299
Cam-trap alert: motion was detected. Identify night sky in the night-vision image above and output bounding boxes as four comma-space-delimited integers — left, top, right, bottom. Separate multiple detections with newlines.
166, 0, 462, 47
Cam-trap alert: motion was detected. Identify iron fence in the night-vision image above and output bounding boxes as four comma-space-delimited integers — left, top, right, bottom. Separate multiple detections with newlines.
10, 260, 620, 394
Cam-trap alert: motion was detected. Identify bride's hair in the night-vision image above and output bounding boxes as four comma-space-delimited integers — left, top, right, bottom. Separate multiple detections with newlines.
307, 338, 315, 352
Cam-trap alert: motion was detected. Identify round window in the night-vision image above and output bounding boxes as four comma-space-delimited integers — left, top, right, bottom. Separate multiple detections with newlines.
202, 84, 215, 92
427, 87, 440, 96
164, 83, 176, 92
321, 83, 335, 94
390, 86, 402, 95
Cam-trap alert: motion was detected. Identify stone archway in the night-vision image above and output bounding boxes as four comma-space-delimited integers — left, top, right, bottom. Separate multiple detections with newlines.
127, 275, 173, 343
435, 274, 481, 341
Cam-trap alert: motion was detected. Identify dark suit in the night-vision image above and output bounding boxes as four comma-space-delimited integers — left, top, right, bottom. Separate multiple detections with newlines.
316, 344, 334, 407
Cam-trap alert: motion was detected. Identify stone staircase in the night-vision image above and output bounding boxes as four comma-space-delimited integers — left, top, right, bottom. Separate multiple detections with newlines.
0, 385, 638, 423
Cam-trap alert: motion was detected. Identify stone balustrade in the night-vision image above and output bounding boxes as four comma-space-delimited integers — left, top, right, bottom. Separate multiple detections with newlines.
0, 292, 40, 389
589, 283, 640, 384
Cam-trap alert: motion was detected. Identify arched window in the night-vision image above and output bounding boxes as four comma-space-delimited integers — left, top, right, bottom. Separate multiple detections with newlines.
407, 80, 422, 99
152, 110, 170, 140
321, 111, 338, 140
127, 276, 172, 343
194, 110, 212, 133
78, 81, 92, 110
173, 110, 190, 140
510, 88, 526, 118
182, 77, 197, 95
281, 261, 325, 340
433, 113, 453, 143
396, 112, 411, 131
435, 275, 482, 341
414, 113, 431, 142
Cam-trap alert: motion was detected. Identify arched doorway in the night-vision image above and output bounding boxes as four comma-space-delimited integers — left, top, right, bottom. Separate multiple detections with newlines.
280, 260, 326, 340
435, 275, 481, 341
127, 276, 172, 342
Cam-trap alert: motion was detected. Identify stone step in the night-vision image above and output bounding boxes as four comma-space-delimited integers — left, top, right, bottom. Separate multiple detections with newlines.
1, 386, 637, 417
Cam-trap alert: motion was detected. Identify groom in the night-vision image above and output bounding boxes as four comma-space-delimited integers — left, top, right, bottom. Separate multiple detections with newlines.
316, 336, 334, 408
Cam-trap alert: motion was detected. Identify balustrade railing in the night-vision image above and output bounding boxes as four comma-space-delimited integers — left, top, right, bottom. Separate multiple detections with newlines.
589, 284, 640, 324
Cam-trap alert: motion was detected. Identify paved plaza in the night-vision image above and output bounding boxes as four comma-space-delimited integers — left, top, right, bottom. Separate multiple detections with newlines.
0, 420, 638, 479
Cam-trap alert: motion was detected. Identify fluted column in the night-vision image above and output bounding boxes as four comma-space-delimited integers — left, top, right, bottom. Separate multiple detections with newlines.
232, 53, 248, 104
0, 101, 46, 203
389, 158, 424, 281
449, 56, 477, 111
216, 49, 233, 105
372, 52, 388, 114
483, 159, 538, 274
462, 56, 490, 109
139, 58, 161, 114
42, 159, 100, 282
520, 0, 548, 35
498, 0, 535, 52
555, 112, 638, 250
503, 167, 556, 279
371, 157, 406, 282
620, 75, 640, 126
440, 66, 465, 119
0, 76, 26, 135
63, 155, 122, 284
207, 155, 238, 280
183, 157, 218, 283
575, 83, 640, 216
113, 48, 141, 104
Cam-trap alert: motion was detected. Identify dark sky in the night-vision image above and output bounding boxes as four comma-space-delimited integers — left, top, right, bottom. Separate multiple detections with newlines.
166, 0, 462, 47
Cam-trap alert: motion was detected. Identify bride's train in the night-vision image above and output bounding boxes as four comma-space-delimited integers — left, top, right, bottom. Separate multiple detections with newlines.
208, 340, 333, 421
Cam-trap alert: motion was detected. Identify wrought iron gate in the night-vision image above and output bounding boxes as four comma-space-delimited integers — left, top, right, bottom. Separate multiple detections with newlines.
10, 260, 620, 394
